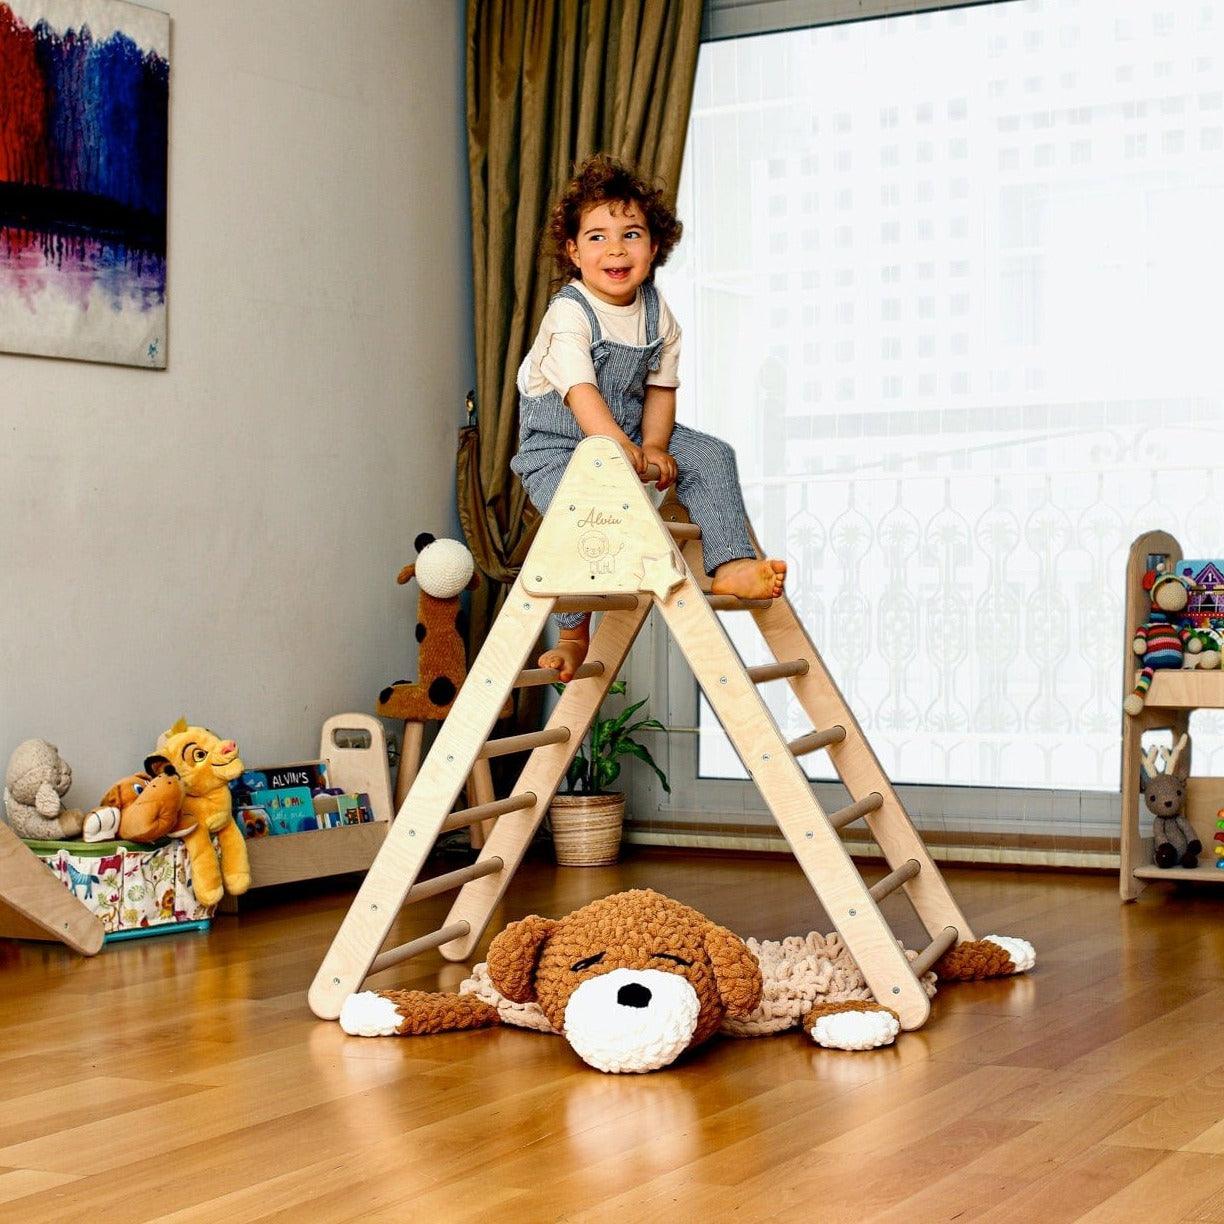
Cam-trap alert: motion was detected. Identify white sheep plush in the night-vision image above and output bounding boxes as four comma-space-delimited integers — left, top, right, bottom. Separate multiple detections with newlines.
4, 739, 85, 840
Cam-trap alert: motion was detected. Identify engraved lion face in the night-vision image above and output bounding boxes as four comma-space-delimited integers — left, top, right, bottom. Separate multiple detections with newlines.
579, 531, 609, 560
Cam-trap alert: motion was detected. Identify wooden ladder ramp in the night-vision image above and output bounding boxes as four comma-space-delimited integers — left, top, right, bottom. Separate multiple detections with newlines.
309, 436, 973, 1028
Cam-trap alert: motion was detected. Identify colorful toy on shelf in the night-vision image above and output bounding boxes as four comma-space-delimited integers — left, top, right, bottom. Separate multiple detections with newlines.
1175, 559, 1224, 669
82, 771, 193, 843
1215, 811, 1224, 870
145, 719, 247, 907
1140, 734, 1201, 869
3, 739, 85, 840
1124, 567, 1203, 716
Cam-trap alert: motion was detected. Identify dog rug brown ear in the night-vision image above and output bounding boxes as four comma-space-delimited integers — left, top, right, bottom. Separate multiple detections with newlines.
703, 923, 764, 1017
486, 914, 558, 1003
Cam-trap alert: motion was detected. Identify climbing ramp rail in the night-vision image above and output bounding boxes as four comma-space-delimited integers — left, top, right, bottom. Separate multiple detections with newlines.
309, 436, 973, 1030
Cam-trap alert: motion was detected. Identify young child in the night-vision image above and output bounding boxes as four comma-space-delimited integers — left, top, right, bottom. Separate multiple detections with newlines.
510, 154, 787, 680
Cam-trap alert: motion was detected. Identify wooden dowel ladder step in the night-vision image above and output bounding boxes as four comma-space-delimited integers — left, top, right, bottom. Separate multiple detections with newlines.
370, 921, 472, 976
514, 662, 605, 688
440, 792, 536, 835
553, 596, 641, 614
706, 594, 774, 611
746, 659, 810, 684
787, 725, 847, 756
909, 926, 960, 979
404, 858, 503, 906
827, 792, 884, 830
868, 858, 920, 903
479, 727, 570, 760
665, 520, 701, 539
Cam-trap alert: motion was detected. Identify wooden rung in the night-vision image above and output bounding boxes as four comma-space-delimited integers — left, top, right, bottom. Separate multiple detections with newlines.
827, 792, 884, 830
514, 662, 605, 688
868, 858, 920, 902
479, 726, 570, 759
553, 596, 641, 613
910, 926, 960, 979
404, 857, 503, 906
787, 725, 847, 756
666, 521, 701, 539
747, 659, 810, 684
440, 792, 536, 834
706, 594, 774, 611
369, 920, 471, 976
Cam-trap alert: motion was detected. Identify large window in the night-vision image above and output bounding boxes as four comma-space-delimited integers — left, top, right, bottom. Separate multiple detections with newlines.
635, 0, 1224, 840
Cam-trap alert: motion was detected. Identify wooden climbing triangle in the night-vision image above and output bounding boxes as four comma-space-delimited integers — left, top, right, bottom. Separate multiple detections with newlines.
309, 435, 974, 1029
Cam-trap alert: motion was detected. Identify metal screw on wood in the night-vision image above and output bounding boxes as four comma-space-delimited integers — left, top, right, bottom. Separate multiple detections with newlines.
594, 459, 602, 467
892, 986, 901, 994
535, 575, 542, 581
849, 908, 857, 916
762, 753, 771, 761
720, 676, 727, 684
805, 830, 814, 839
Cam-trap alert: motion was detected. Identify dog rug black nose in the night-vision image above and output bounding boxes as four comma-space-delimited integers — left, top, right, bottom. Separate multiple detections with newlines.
617, 982, 652, 1008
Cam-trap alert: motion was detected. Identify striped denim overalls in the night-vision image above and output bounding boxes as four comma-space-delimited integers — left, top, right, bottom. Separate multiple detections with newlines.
511, 282, 754, 627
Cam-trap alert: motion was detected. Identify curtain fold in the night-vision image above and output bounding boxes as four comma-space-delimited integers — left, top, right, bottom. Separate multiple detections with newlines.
458, 0, 705, 664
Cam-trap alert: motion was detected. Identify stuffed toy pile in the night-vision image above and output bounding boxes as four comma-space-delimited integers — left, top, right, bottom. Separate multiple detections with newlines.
340, 889, 1034, 1073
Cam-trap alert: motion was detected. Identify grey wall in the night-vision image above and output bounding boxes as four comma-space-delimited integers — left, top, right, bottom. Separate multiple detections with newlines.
0, 0, 473, 802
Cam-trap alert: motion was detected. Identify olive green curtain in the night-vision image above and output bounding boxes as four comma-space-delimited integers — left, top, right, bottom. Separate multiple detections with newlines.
457, 0, 705, 658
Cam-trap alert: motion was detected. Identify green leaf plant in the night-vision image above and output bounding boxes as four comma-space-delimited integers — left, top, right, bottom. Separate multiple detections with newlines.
552, 679, 672, 797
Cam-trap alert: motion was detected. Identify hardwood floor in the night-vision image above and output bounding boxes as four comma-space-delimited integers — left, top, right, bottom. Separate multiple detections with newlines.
3, 848, 1224, 1222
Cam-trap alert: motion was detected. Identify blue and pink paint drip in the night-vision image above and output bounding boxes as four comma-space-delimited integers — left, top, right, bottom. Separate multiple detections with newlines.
0, 1, 167, 324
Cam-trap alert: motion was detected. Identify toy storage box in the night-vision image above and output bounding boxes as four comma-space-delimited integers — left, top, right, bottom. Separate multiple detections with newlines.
24, 837, 215, 939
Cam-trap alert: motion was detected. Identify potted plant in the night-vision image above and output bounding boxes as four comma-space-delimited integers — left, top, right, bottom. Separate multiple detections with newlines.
548, 679, 670, 866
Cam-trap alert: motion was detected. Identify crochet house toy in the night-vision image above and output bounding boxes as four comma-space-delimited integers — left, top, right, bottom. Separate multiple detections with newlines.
339, 889, 1035, 1072
1124, 567, 1202, 716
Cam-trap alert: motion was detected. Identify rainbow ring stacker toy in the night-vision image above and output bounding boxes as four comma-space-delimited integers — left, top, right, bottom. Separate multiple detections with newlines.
1215, 811, 1224, 869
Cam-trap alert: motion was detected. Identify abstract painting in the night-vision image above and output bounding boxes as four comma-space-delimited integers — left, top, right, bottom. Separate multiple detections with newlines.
0, 0, 168, 367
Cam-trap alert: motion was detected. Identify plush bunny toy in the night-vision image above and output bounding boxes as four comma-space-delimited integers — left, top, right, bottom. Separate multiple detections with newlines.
1140, 729, 1199, 866
1141, 734, 1201, 869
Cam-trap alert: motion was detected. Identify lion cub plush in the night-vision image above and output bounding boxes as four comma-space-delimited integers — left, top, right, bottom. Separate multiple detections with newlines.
145, 719, 247, 906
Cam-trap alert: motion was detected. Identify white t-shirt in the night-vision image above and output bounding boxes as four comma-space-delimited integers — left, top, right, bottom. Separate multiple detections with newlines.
517, 279, 682, 400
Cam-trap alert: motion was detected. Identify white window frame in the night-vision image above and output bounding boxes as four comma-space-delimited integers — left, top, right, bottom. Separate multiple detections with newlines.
620, 0, 1139, 859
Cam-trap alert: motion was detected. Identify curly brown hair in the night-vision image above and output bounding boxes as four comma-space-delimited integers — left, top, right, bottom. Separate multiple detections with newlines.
545, 153, 682, 290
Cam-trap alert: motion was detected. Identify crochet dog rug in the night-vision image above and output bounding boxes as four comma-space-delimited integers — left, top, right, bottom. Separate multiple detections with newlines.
340, 889, 1035, 1073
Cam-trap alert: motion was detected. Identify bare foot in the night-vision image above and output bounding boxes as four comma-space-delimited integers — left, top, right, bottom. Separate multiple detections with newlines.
538, 623, 591, 682
710, 558, 787, 601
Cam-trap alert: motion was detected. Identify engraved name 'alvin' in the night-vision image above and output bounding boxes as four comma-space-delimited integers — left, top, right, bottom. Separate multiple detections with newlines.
576, 507, 623, 527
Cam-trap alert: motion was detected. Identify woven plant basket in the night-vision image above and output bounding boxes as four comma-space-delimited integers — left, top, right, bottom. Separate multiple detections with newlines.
548, 793, 625, 866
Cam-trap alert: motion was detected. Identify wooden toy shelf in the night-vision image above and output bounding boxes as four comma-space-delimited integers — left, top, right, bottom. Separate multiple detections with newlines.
1120, 531, 1224, 899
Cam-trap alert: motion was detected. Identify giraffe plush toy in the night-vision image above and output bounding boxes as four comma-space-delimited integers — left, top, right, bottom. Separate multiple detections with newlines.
1124, 568, 1201, 716
378, 534, 483, 722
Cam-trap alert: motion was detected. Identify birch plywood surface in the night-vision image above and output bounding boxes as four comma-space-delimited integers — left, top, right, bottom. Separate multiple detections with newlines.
5, 853, 1224, 1221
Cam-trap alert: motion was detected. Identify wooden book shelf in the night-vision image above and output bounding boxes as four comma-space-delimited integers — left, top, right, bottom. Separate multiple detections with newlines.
1120, 531, 1224, 898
